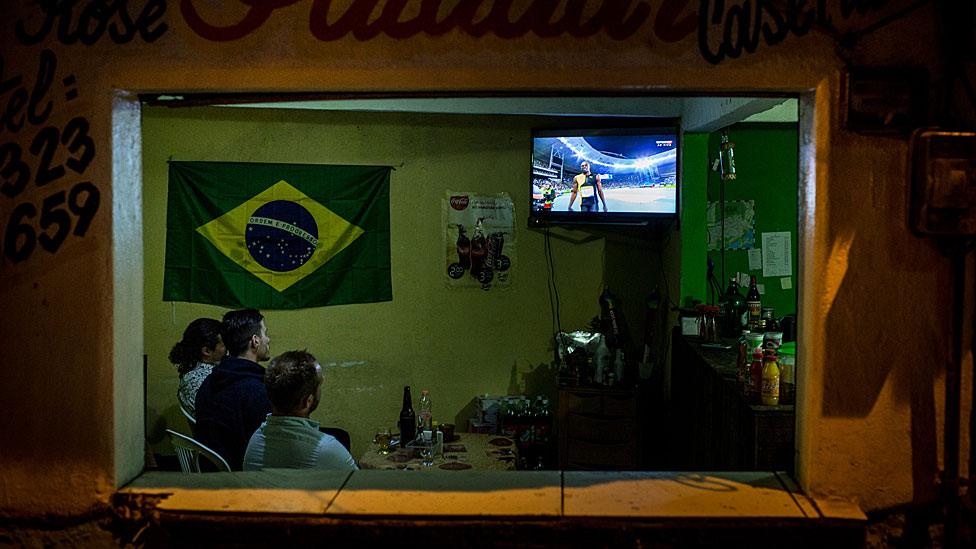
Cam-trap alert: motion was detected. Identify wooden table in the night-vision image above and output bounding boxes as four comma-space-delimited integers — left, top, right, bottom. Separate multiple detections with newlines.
359, 433, 518, 471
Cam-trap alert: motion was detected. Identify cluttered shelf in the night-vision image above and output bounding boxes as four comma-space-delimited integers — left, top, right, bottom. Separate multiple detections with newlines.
669, 329, 795, 473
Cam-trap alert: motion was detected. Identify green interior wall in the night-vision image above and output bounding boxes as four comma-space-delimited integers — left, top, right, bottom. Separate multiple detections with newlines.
142, 106, 673, 459
680, 125, 798, 317
706, 124, 798, 317
679, 133, 709, 307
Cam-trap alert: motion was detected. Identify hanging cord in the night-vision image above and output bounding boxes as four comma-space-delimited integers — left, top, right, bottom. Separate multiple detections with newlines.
544, 223, 563, 363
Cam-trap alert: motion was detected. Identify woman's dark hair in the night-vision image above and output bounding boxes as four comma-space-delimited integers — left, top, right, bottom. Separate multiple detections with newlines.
168, 318, 222, 375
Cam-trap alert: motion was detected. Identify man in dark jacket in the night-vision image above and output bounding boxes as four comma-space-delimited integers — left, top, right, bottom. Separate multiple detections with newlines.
194, 308, 272, 470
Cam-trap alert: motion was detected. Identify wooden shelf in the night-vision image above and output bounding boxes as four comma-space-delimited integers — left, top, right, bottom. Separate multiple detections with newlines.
557, 385, 641, 470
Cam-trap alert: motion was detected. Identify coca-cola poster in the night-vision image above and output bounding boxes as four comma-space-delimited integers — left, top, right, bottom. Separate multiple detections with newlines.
443, 192, 514, 290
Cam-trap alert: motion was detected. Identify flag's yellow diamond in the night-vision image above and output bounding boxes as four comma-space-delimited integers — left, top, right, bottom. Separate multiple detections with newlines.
196, 180, 364, 292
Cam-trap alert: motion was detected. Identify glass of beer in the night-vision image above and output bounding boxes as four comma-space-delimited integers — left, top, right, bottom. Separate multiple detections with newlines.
375, 426, 392, 454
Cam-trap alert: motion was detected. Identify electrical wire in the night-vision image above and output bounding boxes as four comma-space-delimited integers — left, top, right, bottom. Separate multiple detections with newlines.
655, 239, 678, 311
544, 223, 562, 342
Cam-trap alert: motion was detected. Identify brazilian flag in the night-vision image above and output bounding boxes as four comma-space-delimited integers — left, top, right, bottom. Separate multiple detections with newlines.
163, 161, 392, 309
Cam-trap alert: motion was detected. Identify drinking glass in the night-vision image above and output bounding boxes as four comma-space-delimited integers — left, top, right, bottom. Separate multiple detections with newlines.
375, 426, 392, 454
420, 446, 434, 467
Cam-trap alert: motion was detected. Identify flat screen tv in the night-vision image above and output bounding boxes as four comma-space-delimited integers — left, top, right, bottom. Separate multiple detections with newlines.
528, 122, 680, 227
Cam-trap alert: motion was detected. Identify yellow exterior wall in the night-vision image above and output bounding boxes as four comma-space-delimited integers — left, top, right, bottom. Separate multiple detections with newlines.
0, 1, 969, 517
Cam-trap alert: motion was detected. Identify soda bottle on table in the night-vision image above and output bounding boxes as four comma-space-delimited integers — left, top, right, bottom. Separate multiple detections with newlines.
746, 275, 762, 330
399, 386, 416, 445
418, 389, 432, 432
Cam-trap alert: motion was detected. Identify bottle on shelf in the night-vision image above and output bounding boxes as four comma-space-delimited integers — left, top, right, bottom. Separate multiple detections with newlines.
724, 277, 745, 336
499, 397, 516, 438
746, 275, 762, 330
761, 350, 781, 406
749, 348, 764, 403
736, 329, 751, 391
418, 389, 432, 432
599, 286, 633, 384
398, 385, 416, 445
594, 334, 610, 385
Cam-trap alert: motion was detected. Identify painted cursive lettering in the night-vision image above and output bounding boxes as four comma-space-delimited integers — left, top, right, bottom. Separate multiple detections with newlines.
0, 50, 57, 137
184, 0, 656, 43
16, 0, 168, 46
180, 0, 302, 42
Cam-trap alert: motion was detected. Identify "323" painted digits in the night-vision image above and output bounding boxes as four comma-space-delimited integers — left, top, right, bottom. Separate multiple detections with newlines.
1, 115, 99, 263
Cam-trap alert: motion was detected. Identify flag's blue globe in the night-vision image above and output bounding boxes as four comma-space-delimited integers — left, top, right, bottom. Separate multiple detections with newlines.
245, 200, 319, 272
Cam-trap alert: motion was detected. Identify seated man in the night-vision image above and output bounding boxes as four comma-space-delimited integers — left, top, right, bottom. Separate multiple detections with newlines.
244, 350, 357, 471
194, 308, 272, 470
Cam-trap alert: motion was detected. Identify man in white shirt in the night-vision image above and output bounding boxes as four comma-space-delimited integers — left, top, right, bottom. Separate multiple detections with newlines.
244, 350, 357, 471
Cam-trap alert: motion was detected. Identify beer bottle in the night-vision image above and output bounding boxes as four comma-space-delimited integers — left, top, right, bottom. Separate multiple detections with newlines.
399, 386, 416, 445
724, 278, 745, 336
746, 275, 762, 330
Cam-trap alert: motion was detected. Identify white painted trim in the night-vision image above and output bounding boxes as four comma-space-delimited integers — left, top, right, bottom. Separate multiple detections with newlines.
113, 91, 145, 486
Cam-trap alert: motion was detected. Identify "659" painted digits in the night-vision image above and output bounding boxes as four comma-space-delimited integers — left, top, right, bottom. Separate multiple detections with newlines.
2, 180, 100, 262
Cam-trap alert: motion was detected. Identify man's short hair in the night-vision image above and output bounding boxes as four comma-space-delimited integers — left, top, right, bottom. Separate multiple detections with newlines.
264, 350, 320, 413
221, 309, 264, 357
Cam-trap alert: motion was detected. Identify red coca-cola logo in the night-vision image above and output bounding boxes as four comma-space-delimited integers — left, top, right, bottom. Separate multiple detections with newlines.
450, 196, 469, 211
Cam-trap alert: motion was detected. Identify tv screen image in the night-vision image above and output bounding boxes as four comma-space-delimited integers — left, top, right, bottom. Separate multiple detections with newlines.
529, 126, 679, 225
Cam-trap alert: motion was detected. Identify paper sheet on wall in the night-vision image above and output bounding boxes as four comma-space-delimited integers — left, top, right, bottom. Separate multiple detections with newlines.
707, 200, 755, 251
747, 248, 762, 270
761, 231, 792, 277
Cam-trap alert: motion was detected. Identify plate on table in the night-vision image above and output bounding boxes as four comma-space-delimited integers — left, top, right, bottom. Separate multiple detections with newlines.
489, 437, 513, 447
443, 444, 467, 453
439, 462, 472, 470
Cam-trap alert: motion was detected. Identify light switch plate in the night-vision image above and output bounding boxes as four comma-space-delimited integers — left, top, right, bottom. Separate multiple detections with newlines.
909, 129, 976, 236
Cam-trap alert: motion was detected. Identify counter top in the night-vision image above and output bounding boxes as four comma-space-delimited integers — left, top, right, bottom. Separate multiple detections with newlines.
681, 335, 794, 414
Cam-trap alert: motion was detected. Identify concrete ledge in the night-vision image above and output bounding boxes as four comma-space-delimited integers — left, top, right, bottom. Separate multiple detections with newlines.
118, 470, 866, 547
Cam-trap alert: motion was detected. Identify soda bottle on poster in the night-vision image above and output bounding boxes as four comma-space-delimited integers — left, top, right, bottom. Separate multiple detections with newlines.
456, 224, 470, 270
469, 218, 486, 280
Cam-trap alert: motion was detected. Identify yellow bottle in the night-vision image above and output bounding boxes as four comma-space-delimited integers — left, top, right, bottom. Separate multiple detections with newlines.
761, 351, 780, 406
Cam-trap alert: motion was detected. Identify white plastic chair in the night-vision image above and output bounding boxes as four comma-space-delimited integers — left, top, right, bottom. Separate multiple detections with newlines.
165, 428, 231, 472
179, 402, 196, 426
